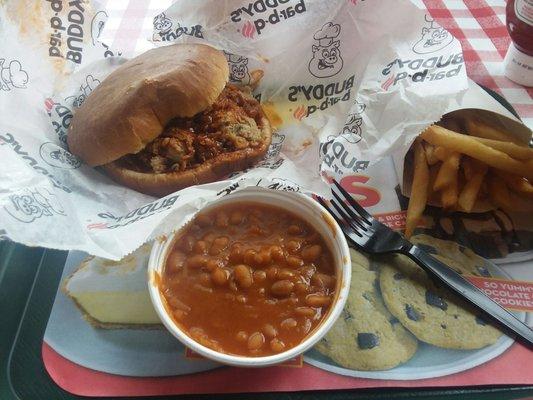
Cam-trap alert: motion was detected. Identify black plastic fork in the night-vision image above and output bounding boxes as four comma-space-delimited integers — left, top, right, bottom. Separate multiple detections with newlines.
318, 179, 533, 348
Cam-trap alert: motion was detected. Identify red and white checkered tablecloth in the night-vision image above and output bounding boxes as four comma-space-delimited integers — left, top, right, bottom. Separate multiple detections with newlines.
99, 0, 533, 130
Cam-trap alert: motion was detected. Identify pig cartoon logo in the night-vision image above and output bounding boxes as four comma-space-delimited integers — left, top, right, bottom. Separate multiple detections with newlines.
342, 114, 363, 144
308, 22, 343, 78
342, 100, 365, 144
224, 52, 251, 84
66, 75, 101, 108
413, 15, 453, 54
0, 59, 28, 91
40, 142, 81, 169
152, 13, 173, 40
91, 11, 108, 45
326, 101, 366, 144
4, 188, 65, 224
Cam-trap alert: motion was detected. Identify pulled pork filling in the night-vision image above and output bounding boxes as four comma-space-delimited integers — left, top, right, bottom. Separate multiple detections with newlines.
119, 84, 265, 174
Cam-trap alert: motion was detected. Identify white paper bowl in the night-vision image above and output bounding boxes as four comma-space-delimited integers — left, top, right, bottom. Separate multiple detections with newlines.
147, 187, 351, 367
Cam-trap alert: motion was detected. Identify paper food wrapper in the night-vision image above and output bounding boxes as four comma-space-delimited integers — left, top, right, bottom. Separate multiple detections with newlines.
0, 0, 468, 259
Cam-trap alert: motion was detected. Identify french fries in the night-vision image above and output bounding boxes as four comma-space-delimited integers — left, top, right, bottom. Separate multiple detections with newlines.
420, 126, 533, 180
405, 116, 532, 236
405, 140, 429, 238
494, 171, 533, 198
457, 159, 488, 212
465, 118, 523, 145
470, 136, 533, 160
423, 142, 439, 165
433, 146, 453, 162
433, 151, 460, 191
440, 175, 458, 209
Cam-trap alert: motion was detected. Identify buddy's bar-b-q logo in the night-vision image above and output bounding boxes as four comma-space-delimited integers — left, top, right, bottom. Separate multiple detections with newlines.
232, 0, 307, 38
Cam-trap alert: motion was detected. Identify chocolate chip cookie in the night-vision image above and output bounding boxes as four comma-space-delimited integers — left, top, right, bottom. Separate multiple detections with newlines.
315, 255, 417, 370
410, 234, 492, 277
349, 247, 371, 270
379, 254, 502, 349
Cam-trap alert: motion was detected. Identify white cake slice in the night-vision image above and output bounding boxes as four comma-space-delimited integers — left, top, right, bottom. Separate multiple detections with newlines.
63, 243, 161, 328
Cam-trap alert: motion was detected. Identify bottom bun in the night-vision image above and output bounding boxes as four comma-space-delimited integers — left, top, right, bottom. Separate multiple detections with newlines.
102, 122, 272, 197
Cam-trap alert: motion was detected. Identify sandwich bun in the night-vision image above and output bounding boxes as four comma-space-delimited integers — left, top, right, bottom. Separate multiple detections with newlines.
67, 43, 272, 197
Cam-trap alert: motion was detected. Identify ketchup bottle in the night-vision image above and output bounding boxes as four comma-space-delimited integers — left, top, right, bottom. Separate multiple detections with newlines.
504, 0, 533, 87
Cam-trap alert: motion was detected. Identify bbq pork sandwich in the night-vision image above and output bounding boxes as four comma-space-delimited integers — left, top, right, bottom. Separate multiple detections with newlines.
68, 44, 272, 197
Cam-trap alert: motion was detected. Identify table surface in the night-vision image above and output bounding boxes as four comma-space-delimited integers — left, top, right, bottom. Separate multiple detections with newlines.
2, 1, 533, 399
97, 0, 533, 130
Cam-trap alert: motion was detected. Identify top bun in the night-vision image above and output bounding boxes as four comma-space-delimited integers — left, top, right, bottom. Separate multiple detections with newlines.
67, 44, 229, 166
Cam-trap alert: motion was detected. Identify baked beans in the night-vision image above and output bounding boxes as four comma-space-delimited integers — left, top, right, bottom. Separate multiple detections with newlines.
160, 202, 337, 357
